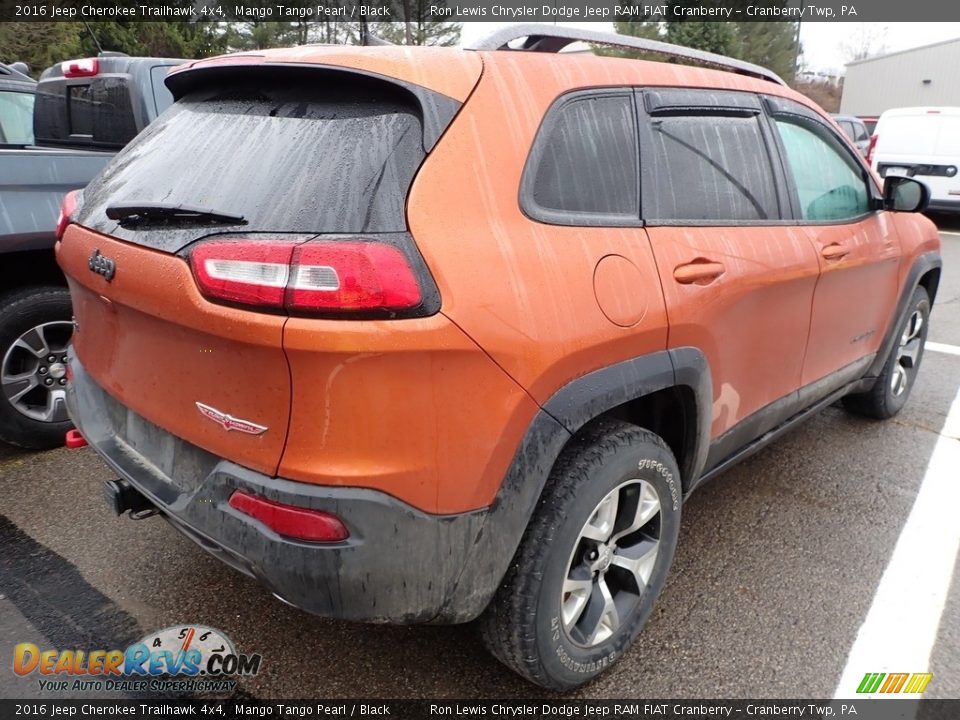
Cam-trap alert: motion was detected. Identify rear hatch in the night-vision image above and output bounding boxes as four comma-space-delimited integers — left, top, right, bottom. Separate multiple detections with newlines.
59, 60, 477, 476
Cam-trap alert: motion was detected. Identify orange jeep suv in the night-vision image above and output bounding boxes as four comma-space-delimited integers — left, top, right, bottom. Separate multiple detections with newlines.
57, 26, 941, 690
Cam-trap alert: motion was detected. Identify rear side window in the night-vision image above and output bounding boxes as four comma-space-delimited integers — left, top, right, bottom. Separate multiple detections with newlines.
78, 77, 425, 249
0, 90, 34, 145
523, 92, 639, 225
775, 119, 870, 222
643, 113, 779, 222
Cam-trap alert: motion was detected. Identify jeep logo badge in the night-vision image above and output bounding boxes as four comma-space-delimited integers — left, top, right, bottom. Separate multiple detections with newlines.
88, 249, 116, 281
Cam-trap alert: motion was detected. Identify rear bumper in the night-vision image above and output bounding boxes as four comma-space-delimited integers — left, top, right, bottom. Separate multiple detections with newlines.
66, 355, 489, 624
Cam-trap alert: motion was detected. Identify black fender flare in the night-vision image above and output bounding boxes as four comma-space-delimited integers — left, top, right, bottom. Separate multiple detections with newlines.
866, 251, 942, 379
436, 347, 712, 622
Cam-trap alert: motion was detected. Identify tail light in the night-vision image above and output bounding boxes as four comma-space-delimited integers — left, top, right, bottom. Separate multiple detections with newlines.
56, 190, 79, 241
228, 491, 349, 543
189, 237, 428, 317
866, 134, 879, 166
61, 58, 99, 78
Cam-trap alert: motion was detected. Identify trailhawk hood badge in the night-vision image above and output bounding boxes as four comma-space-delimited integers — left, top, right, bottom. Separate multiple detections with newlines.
195, 402, 267, 435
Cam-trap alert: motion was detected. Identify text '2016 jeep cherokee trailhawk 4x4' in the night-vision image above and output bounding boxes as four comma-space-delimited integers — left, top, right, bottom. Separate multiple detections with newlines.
58, 26, 941, 690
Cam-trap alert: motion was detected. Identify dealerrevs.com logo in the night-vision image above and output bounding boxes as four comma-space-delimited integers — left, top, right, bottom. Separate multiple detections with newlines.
13, 625, 261, 694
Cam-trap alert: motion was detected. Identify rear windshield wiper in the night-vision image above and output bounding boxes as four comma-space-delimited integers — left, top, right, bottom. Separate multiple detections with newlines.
105, 203, 247, 226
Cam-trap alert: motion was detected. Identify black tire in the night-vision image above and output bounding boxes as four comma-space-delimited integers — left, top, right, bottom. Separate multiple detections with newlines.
0, 286, 74, 449
842, 286, 930, 420
479, 420, 682, 690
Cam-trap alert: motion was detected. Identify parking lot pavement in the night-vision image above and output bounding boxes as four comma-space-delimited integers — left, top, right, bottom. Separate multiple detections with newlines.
1, 234, 958, 700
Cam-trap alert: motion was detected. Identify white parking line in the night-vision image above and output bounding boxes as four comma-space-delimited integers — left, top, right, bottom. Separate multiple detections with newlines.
927, 342, 960, 357
834, 386, 960, 699
938, 230, 960, 237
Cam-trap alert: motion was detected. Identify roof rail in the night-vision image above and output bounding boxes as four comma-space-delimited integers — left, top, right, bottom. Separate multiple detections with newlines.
464, 24, 786, 87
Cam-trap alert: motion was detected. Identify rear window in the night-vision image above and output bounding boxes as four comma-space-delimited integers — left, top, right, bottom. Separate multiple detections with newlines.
78, 78, 425, 249
34, 78, 138, 148
0, 90, 34, 145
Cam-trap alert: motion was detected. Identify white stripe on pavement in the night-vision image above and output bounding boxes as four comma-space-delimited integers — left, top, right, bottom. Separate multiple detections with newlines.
927, 342, 960, 357
938, 231, 960, 237
834, 386, 960, 699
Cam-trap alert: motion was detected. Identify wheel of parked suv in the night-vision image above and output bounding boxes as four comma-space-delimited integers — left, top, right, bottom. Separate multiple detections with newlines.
842, 286, 930, 420
480, 420, 682, 690
0, 287, 74, 449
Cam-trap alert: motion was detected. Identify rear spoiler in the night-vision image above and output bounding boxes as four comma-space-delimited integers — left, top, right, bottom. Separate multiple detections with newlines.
165, 60, 462, 152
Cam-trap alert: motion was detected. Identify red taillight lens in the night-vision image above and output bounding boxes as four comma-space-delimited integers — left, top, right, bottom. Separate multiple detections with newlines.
190, 238, 423, 315
866, 134, 879, 166
191, 241, 296, 308
228, 491, 349, 543
288, 242, 421, 311
61, 58, 99, 78
56, 190, 79, 241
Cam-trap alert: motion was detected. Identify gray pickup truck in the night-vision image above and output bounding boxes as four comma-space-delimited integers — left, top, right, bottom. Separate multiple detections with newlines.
0, 54, 185, 449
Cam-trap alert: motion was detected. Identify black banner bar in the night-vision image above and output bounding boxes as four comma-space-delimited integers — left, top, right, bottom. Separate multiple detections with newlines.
3, 0, 960, 23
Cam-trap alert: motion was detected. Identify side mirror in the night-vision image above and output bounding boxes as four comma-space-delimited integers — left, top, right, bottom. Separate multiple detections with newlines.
884, 176, 930, 213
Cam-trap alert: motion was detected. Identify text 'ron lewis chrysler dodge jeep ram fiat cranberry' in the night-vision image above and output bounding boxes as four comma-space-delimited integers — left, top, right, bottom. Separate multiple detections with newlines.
56, 26, 941, 690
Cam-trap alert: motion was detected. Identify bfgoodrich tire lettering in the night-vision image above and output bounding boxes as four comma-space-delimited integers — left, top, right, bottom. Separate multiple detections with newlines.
479, 420, 682, 690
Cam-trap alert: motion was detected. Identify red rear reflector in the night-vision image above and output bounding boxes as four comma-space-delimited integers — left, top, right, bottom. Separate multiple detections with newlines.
65, 429, 88, 449
228, 491, 349, 542
62, 58, 99, 78
189, 239, 422, 315
56, 190, 79, 241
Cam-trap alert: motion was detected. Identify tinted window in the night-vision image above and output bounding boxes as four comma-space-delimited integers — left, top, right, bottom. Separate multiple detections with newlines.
69, 84, 94, 136
775, 119, 870, 221
78, 78, 425, 252
527, 94, 638, 220
34, 78, 138, 148
839, 120, 855, 141
852, 122, 869, 142
644, 113, 779, 221
0, 90, 34, 145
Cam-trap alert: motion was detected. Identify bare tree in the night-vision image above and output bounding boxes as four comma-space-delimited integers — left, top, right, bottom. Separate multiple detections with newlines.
842, 23, 888, 63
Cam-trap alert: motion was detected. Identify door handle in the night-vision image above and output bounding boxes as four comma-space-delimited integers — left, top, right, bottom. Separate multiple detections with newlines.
821, 243, 850, 261
673, 260, 725, 285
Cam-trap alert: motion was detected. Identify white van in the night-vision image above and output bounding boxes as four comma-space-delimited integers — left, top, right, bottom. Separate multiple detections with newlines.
870, 107, 960, 212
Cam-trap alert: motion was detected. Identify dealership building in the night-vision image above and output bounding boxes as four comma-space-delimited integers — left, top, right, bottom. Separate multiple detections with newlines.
840, 37, 960, 116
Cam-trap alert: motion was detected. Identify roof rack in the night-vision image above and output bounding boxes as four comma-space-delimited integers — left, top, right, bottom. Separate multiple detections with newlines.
464, 24, 786, 87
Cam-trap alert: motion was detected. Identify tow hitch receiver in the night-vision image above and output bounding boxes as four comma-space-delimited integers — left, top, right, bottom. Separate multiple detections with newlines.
103, 479, 157, 519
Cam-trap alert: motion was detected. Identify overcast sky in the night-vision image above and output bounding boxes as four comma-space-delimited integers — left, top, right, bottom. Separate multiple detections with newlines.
459, 22, 960, 75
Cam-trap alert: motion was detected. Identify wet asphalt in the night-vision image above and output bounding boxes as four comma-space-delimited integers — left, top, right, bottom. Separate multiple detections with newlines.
1, 227, 958, 701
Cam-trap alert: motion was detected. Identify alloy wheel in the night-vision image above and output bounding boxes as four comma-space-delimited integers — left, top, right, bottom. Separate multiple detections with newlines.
561, 479, 661, 647
890, 309, 924, 397
1, 321, 74, 423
